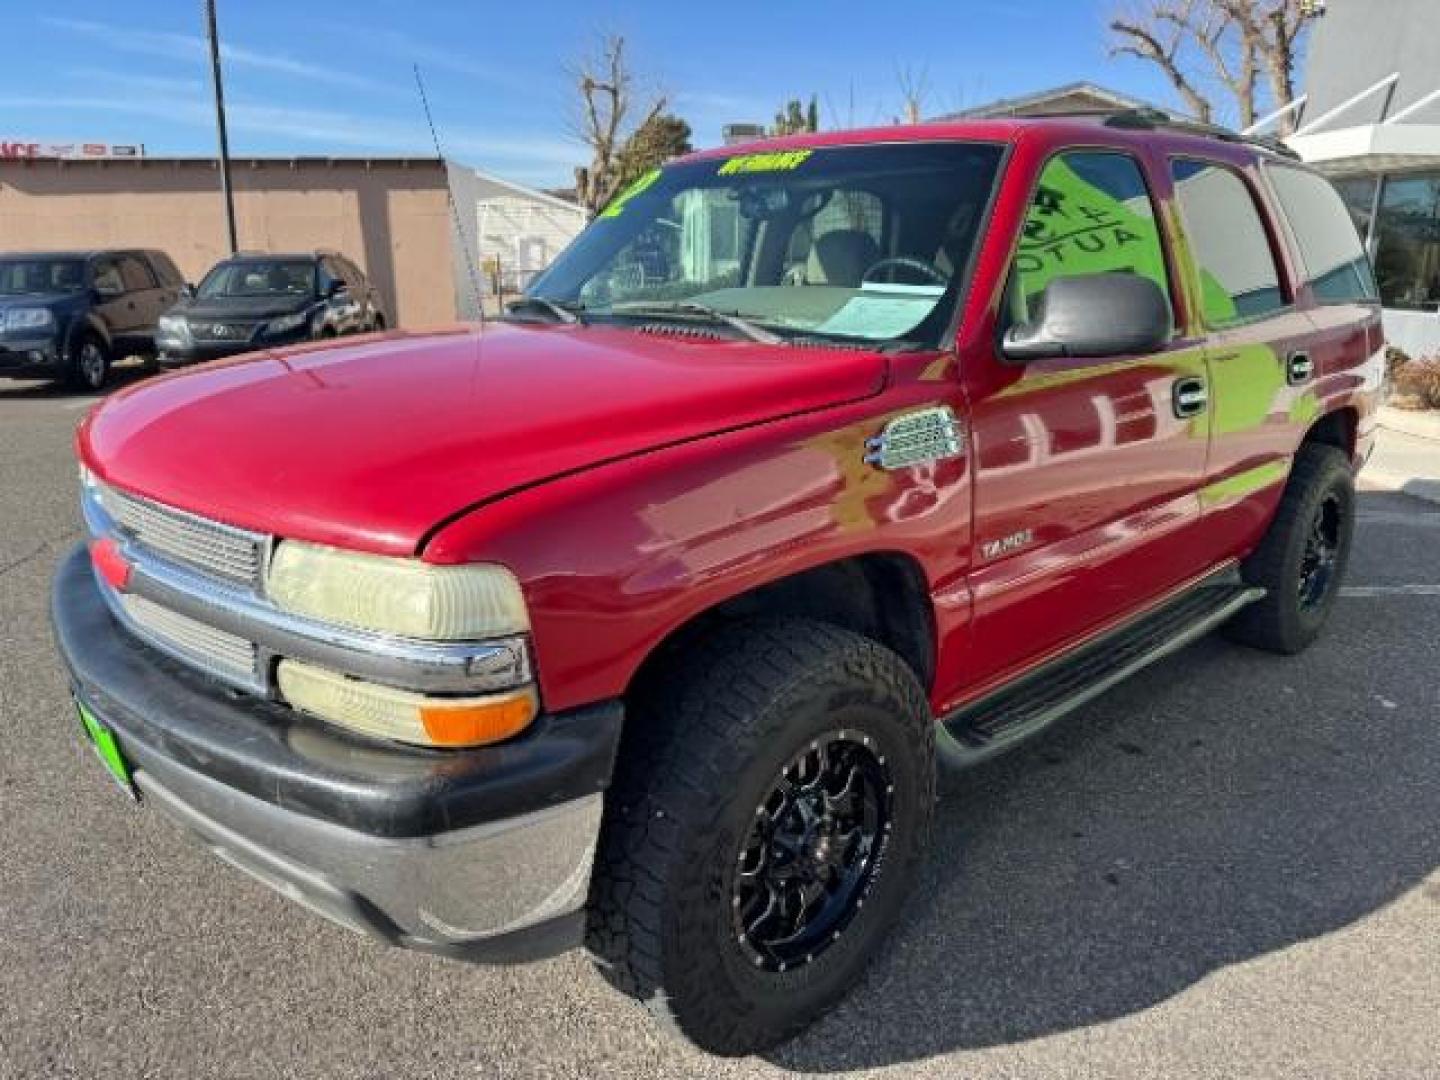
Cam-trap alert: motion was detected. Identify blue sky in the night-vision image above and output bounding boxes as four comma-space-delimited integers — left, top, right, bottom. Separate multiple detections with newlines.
2, 1, 1200, 189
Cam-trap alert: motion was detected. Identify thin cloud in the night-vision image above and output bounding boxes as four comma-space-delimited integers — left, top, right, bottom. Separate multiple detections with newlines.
63, 67, 206, 97
43, 16, 383, 93
339, 26, 525, 87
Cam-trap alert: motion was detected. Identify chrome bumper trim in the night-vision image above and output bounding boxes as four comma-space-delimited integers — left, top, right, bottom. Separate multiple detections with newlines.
83, 485, 531, 695
134, 748, 601, 950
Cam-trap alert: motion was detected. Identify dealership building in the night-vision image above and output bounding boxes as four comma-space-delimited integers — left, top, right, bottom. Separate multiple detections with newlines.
0, 154, 585, 327
1261, 0, 1440, 356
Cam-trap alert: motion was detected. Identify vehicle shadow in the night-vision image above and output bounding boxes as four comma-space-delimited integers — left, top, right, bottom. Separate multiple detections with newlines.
770, 584, 1440, 1071
0, 359, 155, 401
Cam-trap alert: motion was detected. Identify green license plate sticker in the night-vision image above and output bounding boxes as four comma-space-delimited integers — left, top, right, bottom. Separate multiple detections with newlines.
75, 699, 136, 799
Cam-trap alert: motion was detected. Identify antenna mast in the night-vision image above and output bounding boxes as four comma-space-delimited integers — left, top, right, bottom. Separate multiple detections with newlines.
414, 64, 486, 325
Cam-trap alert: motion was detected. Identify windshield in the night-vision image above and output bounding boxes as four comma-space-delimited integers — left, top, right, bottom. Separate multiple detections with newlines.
198, 260, 315, 299
527, 142, 1004, 347
0, 258, 85, 296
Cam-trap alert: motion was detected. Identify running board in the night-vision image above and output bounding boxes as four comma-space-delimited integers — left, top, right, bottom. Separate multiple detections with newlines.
938, 575, 1265, 768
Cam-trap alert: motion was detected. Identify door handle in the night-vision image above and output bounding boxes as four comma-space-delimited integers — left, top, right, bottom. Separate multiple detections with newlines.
1172, 376, 1208, 419
1286, 351, 1313, 386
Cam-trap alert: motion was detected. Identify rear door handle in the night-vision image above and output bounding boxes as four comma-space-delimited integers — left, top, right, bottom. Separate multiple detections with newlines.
1173, 376, 1208, 418
1287, 351, 1313, 385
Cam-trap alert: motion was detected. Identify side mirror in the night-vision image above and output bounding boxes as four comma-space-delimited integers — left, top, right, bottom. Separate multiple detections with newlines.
1001, 273, 1172, 363
180, 283, 195, 299
327, 280, 348, 298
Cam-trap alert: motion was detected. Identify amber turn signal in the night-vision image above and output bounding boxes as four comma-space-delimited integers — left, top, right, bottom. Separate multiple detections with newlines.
419, 692, 537, 747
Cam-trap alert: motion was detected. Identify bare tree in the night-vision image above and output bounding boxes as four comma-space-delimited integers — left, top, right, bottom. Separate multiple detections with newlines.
1110, 0, 1218, 123
895, 64, 932, 125
1109, 0, 1318, 133
568, 34, 665, 215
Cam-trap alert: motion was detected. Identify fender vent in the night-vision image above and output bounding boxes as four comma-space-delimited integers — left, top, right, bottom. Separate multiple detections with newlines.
864, 407, 964, 470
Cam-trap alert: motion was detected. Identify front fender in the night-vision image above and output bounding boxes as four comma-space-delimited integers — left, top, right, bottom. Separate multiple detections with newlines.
421, 361, 973, 713
62, 311, 111, 354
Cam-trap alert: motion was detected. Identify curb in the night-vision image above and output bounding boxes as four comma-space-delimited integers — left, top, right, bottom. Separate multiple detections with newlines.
1359, 465, 1440, 507
1378, 405, 1440, 442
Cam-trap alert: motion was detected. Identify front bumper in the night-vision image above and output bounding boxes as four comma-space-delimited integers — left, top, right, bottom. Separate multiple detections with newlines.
0, 336, 60, 377
158, 326, 310, 367
52, 545, 622, 962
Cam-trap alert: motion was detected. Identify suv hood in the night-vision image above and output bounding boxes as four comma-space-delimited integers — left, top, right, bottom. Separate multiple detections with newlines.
81, 323, 886, 555
170, 295, 312, 320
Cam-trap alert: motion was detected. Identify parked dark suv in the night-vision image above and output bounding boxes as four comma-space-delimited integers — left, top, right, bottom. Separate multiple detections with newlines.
0, 249, 184, 390
157, 250, 387, 367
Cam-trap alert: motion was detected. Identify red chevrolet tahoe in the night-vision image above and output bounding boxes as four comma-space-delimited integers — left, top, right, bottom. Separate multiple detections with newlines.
53, 112, 1384, 1054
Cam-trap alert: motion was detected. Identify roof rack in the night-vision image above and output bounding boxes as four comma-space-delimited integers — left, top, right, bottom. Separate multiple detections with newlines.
1010, 106, 1301, 160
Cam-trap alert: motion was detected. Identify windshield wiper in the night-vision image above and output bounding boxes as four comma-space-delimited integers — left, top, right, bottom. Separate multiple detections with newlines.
612, 300, 783, 345
504, 295, 584, 325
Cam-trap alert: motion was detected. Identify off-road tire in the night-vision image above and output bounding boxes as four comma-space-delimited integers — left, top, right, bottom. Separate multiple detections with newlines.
1225, 442, 1355, 654
585, 618, 934, 1056
64, 333, 110, 391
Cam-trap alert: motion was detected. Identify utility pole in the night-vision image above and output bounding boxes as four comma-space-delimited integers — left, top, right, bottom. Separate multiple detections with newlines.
203, 0, 238, 254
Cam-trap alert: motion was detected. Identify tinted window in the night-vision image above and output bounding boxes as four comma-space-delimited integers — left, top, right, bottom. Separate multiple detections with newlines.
92, 259, 124, 295
147, 251, 184, 287
118, 255, 155, 291
1373, 172, 1440, 311
1171, 159, 1286, 325
0, 258, 85, 295
198, 260, 315, 298
1010, 151, 1169, 324
1269, 166, 1377, 304
1331, 175, 1378, 245
317, 259, 342, 293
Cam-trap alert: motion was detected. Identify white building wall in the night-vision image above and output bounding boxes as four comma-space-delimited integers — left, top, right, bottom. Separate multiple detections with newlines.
476, 195, 586, 292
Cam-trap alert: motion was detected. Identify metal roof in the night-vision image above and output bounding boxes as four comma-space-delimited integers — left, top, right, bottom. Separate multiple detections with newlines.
930, 82, 1172, 122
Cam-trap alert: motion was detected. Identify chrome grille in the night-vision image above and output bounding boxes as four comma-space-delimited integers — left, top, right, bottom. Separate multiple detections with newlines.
118, 591, 259, 682
192, 320, 259, 342
98, 483, 264, 589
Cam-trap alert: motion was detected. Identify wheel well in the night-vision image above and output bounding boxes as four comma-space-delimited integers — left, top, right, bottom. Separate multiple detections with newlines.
1302, 408, 1356, 460
627, 554, 936, 704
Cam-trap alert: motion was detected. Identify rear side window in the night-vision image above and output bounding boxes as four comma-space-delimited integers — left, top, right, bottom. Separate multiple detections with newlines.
91, 258, 123, 295
118, 255, 155, 291
1268, 166, 1378, 304
147, 251, 183, 287
1171, 159, 1285, 326
1009, 150, 1170, 323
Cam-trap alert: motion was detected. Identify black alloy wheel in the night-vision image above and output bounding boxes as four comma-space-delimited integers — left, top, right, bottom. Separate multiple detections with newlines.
733, 732, 893, 973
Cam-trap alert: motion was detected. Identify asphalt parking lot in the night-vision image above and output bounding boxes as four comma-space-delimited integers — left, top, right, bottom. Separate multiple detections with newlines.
2, 371, 1438, 1079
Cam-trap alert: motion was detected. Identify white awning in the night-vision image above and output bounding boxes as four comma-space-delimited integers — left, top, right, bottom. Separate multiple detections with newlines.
1287, 123, 1440, 175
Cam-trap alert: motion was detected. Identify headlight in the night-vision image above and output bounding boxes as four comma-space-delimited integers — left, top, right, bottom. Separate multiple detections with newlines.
266, 540, 530, 641
157, 315, 189, 337
4, 308, 54, 331
278, 660, 537, 747
266, 311, 308, 335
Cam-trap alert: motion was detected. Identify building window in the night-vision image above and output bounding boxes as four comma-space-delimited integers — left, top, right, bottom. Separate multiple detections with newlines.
1331, 176, 1378, 247
1375, 172, 1440, 311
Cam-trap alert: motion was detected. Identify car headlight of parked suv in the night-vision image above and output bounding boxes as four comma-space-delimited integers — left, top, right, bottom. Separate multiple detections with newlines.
265, 539, 536, 747
2, 307, 55, 332
265, 310, 309, 335
157, 314, 190, 340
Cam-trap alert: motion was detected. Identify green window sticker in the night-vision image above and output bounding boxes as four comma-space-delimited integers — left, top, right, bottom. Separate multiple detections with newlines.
599, 168, 663, 219
717, 149, 813, 176
1013, 154, 1169, 309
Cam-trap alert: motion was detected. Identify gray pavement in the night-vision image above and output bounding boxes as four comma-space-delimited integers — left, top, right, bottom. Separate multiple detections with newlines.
2, 373, 1438, 1078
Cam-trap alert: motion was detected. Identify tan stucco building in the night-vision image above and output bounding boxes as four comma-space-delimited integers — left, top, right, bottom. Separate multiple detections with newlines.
0, 155, 462, 327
